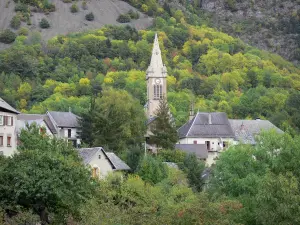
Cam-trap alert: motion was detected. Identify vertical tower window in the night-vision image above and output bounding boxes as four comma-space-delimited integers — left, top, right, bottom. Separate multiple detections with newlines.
153, 84, 163, 99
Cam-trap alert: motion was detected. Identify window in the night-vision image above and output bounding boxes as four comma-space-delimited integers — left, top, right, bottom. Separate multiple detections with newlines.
193, 140, 197, 144
7, 136, 11, 147
0, 116, 3, 126
4, 116, 13, 126
205, 141, 211, 150
98, 154, 101, 159
0, 136, 3, 146
153, 84, 163, 99
68, 129, 72, 138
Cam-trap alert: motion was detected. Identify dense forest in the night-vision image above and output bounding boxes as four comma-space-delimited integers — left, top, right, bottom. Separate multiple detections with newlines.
1, 1, 300, 131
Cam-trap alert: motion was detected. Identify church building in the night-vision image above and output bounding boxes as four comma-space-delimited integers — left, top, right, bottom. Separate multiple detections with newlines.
145, 33, 167, 119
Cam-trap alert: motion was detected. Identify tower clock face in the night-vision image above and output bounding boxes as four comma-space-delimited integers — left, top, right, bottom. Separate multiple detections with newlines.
155, 79, 161, 84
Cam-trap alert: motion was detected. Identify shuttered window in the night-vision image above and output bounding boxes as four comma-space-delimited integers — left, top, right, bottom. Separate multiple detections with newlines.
0, 136, 3, 146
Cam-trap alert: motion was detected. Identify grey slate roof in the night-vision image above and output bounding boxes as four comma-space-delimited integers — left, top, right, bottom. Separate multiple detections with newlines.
77, 147, 101, 164
77, 147, 131, 171
44, 115, 57, 134
48, 111, 80, 128
18, 113, 57, 134
175, 144, 208, 159
178, 112, 235, 138
0, 98, 19, 114
17, 114, 44, 120
229, 119, 284, 144
106, 152, 131, 171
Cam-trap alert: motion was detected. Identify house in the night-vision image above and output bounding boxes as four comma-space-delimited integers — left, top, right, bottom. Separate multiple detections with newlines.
177, 111, 284, 166
77, 147, 131, 179
229, 119, 284, 144
177, 112, 235, 166
0, 98, 19, 156
17, 110, 81, 147
17, 114, 54, 137
46, 111, 81, 147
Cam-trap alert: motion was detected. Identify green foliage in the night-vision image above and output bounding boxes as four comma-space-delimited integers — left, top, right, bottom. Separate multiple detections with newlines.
81, 88, 146, 152
17, 27, 29, 36
0, 124, 95, 223
39, 18, 50, 28
209, 131, 300, 224
85, 12, 94, 21
181, 153, 206, 192
70, 3, 78, 13
117, 13, 131, 23
150, 98, 178, 149
0, 29, 16, 43
10, 15, 21, 29
136, 155, 168, 184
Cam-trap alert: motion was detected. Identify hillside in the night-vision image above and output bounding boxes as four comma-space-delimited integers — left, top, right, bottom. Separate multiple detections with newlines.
193, 0, 300, 64
0, 0, 152, 49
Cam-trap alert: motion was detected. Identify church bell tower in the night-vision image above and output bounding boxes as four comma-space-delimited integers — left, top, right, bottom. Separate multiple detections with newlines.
146, 33, 167, 118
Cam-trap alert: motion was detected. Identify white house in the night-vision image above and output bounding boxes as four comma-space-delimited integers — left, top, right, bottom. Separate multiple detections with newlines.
17, 110, 82, 147
17, 114, 54, 137
0, 98, 19, 156
177, 112, 235, 166
77, 147, 131, 179
46, 111, 81, 147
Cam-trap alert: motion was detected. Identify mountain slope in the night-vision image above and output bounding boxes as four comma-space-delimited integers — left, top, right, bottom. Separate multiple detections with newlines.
0, 0, 152, 49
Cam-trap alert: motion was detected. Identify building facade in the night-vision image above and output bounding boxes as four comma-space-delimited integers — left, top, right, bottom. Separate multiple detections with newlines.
145, 33, 168, 119
0, 98, 19, 156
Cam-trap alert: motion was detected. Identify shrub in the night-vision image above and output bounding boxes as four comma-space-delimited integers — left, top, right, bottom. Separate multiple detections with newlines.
136, 156, 168, 184
0, 29, 17, 44
82, 0, 87, 10
18, 27, 29, 36
39, 18, 50, 29
10, 15, 21, 29
117, 14, 131, 23
85, 12, 94, 21
15, 2, 28, 13
70, 3, 78, 13
128, 9, 139, 19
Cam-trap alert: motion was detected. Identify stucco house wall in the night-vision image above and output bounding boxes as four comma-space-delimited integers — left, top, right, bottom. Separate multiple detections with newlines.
0, 112, 18, 156
87, 150, 114, 179
178, 137, 235, 151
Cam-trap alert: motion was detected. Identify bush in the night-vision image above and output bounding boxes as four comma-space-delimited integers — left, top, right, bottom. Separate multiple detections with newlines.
0, 29, 17, 44
82, 0, 87, 10
70, 3, 78, 13
85, 12, 94, 21
128, 9, 139, 19
18, 27, 29, 36
117, 13, 131, 23
10, 15, 21, 29
136, 156, 168, 184
39, 18, 50, 29
15, 2, 29, 13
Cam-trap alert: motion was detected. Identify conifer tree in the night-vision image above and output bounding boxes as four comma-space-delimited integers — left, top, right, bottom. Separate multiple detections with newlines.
150, 98, 178, 149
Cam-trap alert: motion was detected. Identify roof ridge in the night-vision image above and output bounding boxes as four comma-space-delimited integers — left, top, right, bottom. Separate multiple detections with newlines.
187, 112, 198, 137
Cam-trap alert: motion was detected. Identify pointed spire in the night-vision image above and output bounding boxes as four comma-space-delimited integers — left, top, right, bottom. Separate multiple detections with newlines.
147, 33, 166, 77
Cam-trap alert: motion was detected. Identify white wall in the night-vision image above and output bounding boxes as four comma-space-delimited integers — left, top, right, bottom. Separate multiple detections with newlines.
178, 137, 235, 152
0, 112, 18, 156
88, 150, 114, 179
17, 120, 53, 137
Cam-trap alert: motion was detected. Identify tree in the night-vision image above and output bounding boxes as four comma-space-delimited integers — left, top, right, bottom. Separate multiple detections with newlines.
136, 155, 168, 184
83, 88, 146, 152
0, 29, 16, 43
85, 12, 94, 21
150, 98, 178, 149
0, 124, 95, 224
39, 18, 50, 29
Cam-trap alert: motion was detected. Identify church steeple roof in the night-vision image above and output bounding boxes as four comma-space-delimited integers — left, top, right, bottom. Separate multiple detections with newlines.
147, 33, 167, 78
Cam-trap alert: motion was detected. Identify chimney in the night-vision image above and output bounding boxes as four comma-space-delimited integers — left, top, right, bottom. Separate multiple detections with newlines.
208, 113, 212, 125
69, 107, 71, 113
189, 102, 195, 121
